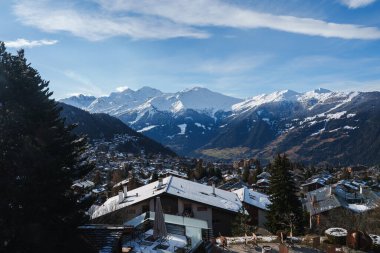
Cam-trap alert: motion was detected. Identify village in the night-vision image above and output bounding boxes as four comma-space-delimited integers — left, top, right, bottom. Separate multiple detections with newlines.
72, 136, 380, 253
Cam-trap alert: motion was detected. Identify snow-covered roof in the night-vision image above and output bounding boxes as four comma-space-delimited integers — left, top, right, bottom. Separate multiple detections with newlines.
257, 178, 270, 184
257, 172, 271, 179
301, 177, 326, 187
92, 177, 170, 219
304, 186, 342, 215
234, 187, 271, 211
166, 176, 241, 212
72, 180, 95, 189
91, 176, 242, 219
113, 179, 129, 188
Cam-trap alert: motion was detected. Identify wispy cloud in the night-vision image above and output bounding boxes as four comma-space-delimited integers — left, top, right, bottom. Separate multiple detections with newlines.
63, 70, 105, 96
4, 38, 58, 48
339, 0, 376, 9
12, 1, 208, 41
12, 0, 380, 41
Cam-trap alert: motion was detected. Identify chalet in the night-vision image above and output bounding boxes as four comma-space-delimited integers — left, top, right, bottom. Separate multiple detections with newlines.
256, 178, 270, 187
304, 186, 342, 229
71, 180, 95, 194
334, 180, 380, 213
160, 169, 188, 179
301, 173, 333, 193
234, 187, 271, 227
90, 176, 242, 236
257, 171, 271, 180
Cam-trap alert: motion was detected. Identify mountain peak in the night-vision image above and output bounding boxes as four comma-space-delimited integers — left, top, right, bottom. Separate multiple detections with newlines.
313, 88, 332, 94
182, 86, 210, 93
138, 86, 162, 93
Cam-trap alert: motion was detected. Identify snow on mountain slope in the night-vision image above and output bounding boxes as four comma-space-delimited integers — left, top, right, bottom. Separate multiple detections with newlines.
60, 94, 96, 109
232, 90, 300, 113
63, 86, 243, 118
232, 88, 359, 115
87, 86, 163, 114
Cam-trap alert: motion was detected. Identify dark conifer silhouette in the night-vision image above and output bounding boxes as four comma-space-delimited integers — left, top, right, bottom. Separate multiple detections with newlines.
0, 42, 93, 252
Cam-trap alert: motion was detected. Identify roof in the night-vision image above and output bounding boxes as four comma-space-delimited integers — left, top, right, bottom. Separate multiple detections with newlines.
91, 176, 242, 219
112, 179, 129, 188
335, 183, 380, 213
304, 186, 342, 215
72, 180, 95, 189
257, 172, 271, 179
218, 180, 248, 191
234, 187, 271, 211
166, 176, 241, 212
257, 178, 270, 184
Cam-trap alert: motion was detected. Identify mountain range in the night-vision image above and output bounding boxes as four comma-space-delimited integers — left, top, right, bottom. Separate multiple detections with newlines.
60, 87, 380, 165
59, 103, 176, 157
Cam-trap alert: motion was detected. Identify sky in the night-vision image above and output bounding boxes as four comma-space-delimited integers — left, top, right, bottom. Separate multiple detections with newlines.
1, 0, 380, 99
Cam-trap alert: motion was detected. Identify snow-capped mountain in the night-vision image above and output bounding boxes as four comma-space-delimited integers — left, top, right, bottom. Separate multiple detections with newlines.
60, 94, 96, 109
62, 86, 241, 117
61, 87, 380, 165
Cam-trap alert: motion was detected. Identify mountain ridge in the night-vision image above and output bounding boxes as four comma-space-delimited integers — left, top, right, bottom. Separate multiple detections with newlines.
60, 87, 380, 165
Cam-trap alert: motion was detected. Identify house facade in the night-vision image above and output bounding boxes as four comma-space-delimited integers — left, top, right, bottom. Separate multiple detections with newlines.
91, 176, 242, 236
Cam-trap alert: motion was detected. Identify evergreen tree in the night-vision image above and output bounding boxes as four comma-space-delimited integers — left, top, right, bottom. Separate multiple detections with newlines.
242, 167, 250, 182
231, 207, 255, 236
266, 154, 305, 235
150, 171, 159, 183
0, 43, 93, 252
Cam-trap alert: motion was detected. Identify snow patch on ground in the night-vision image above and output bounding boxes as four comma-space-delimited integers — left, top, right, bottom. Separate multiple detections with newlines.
326, 111, 346, 120
311, 128, 325, 136
343, 126, 358, 130
195, 123, 206, 129
137, 125, 157, 133
177, 124, 187, 135
348, 204, 370, 212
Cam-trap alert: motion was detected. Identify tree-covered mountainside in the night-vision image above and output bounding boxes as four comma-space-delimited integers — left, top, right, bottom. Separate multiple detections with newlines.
59, 103, 176, 157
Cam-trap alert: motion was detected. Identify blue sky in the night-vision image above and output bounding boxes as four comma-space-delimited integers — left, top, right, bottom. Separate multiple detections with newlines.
1, 0, 380, 99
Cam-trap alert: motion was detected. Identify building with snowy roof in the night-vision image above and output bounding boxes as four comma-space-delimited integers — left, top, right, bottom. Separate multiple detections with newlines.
304, 185, 342, 228
234, 187, 271, 227
90, 176, 242, 236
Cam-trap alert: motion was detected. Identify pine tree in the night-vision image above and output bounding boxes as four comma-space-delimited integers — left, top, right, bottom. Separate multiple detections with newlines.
0, 43, 93, 252
242, 167, 250, 182
266, 154, 305, 235
231, 207, 255, 236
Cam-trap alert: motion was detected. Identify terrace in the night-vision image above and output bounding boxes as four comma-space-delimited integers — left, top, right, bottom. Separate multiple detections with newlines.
122, 211, 211, 253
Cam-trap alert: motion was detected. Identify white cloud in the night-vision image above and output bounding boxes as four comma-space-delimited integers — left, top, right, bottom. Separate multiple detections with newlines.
4, 38, 58, 48
12, 1, 208, 41
12, 0, 380, 40
339, 0, 376, 9
116, 86, 129, 92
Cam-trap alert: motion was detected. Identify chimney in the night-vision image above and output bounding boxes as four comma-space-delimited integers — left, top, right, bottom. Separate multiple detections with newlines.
359, 185, 363, 194
118, 190, 124, 204
157, 178, 163, 188
311, 195, 317, 206
123, 185, 128, 197
329, 186, 332, 196
212, 183, 216, 195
